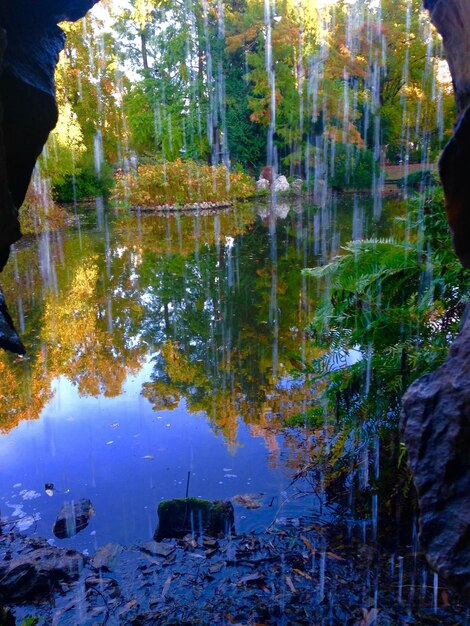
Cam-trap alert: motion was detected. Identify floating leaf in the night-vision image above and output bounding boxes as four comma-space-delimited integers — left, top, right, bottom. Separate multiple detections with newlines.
232, 493, 265, 509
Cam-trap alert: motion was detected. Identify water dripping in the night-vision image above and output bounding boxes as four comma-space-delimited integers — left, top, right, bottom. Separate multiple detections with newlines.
264, 0, 277, 183
93, 129, 104, 179
433, 572, 439, 613
397, 555, 404, 604
95, 196, 105, 231
318, 549, 326, 602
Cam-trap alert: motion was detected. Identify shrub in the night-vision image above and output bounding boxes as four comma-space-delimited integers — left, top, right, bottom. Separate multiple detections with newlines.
328, 143, 377, 190
297, 188, 468, 505
20, 181, 71, 234
53, 161, 114, 203
113, 159, 256, 207
397, 169, 439, 190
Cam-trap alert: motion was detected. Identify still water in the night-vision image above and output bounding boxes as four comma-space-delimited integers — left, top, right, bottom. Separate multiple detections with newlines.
0, 195, 389, 551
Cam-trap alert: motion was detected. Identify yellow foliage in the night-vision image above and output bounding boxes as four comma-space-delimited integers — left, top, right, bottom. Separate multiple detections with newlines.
52, 101, 86, 153
0, 353, 54, 433
41, 258, 145, 398
161, 341, 210, 389
114, 159, 256, 207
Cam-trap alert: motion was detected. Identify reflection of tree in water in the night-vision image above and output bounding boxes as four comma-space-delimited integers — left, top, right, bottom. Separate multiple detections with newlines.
137, 207, 324, 447
0, 241, 55, 432
0, 195, 382, 441
0, 353, 54, 433
0, 228, 148, 431
42, 256, 146, 397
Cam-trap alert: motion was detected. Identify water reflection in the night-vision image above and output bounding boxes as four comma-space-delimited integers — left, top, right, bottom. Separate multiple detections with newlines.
0, 194, 389, 547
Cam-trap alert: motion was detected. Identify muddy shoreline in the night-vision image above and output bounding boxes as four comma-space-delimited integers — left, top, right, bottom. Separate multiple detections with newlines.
1, 519, 468, 625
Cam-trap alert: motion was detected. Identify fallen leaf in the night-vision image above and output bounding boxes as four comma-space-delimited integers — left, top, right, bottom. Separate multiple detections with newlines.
293, 568, 313, 580
303, 524, 325, 535
301, 535, 314, 555
183, 536, 198, 549
209, 561, 225, 574
161, 575, 174, 599
326, 551, 346, 561
232, 493, 265, 509
238, 572, 266, 586
205, 547, 218, 558
142, 541, 175, 558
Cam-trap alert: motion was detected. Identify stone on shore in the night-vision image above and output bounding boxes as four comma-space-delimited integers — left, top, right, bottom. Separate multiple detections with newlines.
0, 546, 84, 601
91, 543, 123, 571
53, 498, 94, 539
142, 541, 176, 558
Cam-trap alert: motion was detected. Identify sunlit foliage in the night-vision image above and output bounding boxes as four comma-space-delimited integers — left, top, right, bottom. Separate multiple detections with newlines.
37, 0, 454, 194
114, 159, 256, 206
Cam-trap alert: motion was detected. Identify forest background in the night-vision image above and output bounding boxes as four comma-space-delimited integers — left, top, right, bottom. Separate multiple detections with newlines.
29, 0, 455, 207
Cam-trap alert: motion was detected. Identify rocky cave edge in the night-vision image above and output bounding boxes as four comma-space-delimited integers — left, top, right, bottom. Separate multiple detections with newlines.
0, 0, 99, 353
0, 0, 468, 600
401, 0, 470, 599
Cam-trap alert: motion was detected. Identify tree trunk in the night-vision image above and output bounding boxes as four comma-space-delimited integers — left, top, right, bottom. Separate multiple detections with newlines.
141, 30, 149, 71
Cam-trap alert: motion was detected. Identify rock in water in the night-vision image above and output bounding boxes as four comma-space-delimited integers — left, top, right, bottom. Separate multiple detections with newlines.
401, 304, 470, 598
53, 499, 94, 539
272, 175, 290, 193
256, 177, 270, 191
141, 541, 175, 558
0, 289, 25, 354
0, 546, 84, 601
91, 543, 123, 571
154, 498, 235, 541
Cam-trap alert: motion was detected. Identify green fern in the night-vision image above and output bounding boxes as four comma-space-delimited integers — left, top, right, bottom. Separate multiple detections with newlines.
295, 188, 469, 501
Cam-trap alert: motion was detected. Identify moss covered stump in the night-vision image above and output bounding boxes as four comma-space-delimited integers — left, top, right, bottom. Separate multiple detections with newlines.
154, 498, 235, 541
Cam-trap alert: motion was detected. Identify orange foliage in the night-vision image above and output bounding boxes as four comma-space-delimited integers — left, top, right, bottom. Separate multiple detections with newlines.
20, 182, 72, 235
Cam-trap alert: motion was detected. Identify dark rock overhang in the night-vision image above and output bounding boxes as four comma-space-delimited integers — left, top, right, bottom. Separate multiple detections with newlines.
0, 1, 99, 96
424, 0, 470, 268
0, 0, 100, 353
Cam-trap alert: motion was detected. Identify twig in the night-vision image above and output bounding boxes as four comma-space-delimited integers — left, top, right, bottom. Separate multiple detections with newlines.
185, 471, 191, 499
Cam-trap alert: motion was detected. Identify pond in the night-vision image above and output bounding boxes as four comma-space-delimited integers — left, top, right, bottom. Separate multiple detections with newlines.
0, 193, 393, 552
